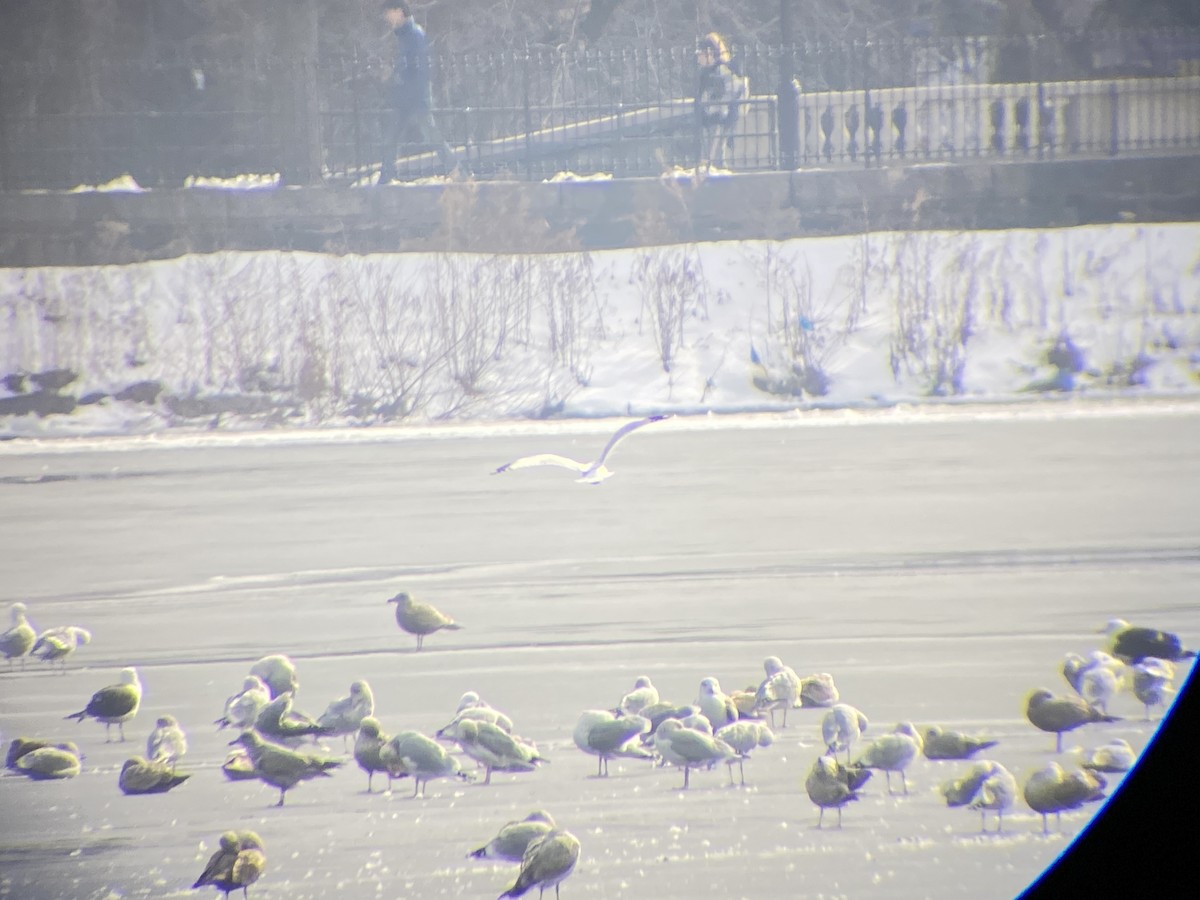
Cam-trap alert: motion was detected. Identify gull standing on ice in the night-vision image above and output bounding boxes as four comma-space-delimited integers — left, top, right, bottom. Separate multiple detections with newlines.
715, 719, 775, 786
1103, 618, 1196, 663
193, 830, 267, 899
469, 810, 557, 862
353, 716, 393, 792
805, 754, 868, 828
821, 703, 869, 763
572, 709, 652, 776
499, 829, 581, 899
652, 719, 736, 789
967, 761, 1018, 833
229, 731, 342, 807
1131, 658, 1175, 719
696, 677, 739, 731
31, 625, 91, 671
1023, 761, 1107, 834
854, 722, 923, 795
491, 415, 668, 484
1, 602, 37, 669
449, 719, 547, 785
317, 680, 375, 747
1024, 688, 1118, 753
65, 667, 142, 742
616, 676, 659, 716
1081, 738, 1136, 773
754, 657, 802, 728
380, 730, 468, 798
387, 592, 462, 651
215, 676, 271, 732
146, 714, 188, 770
248, 655, 299, 700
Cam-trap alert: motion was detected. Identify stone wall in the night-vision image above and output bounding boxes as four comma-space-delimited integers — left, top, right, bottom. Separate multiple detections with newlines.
1, 155, 1199, 266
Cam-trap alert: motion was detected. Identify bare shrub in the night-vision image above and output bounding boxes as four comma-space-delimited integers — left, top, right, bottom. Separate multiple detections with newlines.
632, 245, 709, 374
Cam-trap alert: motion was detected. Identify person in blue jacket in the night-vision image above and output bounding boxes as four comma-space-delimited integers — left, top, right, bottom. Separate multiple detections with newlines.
380, 1, 455, 181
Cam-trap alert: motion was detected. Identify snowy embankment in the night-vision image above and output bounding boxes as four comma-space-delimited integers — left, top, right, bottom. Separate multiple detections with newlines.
1, 222, 1197, 439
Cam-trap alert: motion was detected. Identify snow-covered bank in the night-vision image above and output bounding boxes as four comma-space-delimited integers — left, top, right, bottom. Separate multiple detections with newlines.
2, 222, 1198, 440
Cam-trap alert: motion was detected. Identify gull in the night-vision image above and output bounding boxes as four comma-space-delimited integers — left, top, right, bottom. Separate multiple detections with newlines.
1082, 738, 1136, 773
572, 709, 652, 776
118, 755, 191, 795
470, 810, 557, 862
229, 731, 343, 807
380, 730, 468, 798
854, 722, 923, 795
798, 672, 840, 708
221, 747, 258, 782
499, 829, 581, 899
8, 737, 65, 770
1, 602, 37, 669
920, 725, 998, 760
448, 719, 547, 785
1131, 658, 1175, 719
65, 667, 142, 742
491, 415, 668, 484
353, 716, 393, 793
805, 754, 868, 828
1061, 652, 1128, 708
715, 719, 775, 786
253, 692, 327, 744
616, 676, 659, 716
14, 742, 82, 780
652, 719, 736, 789
437, 705, 515, 740
821, 703, 869, 763
248, 655, 299, 700
31, 625, 91, 671
1025, 688, 1118, 753
146, 714, 188, 770
215, 676, 271, 732
941, 759, 1016, 832
1023, 761, 1107, 834
193, 830, 266, 899
696, 677, 739, 731
317, 680, 375, 747
387, 592, 462, 651
637, 702, 698, 743
1103, 618, 1196, 664
754, 657, 803, 728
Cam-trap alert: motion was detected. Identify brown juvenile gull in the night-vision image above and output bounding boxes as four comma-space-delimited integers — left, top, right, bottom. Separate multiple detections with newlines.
449, 719, 547, 785
193, 830, 266, 899
798, 672, 840, 708
354, 716, 395, 793
1, 601, 37, 669
1103, 618, 1196, 664
147, 714, 188, 770
499, 828, 581, 899
14, 742, 82, 780
215, 676, 271, 732
492, 415, 668, 485
64, 666, 142, 742
470, 810, 557, 862
387, 592, 462, 651
715, 719, 775, 786
1131, 658, 1175, 720
248, 654, 299, 700
854, 722, 923, 795
1025, 688, 1118, 753
31, 625, 91, 671
7, 736, 69, 770
1023, 761, 1107, 834
572, 709, 652, 776
380, 730, 468, 797
821, 703, 869, 763
920, 725, 998, 760
118, 755, 191, 795
652, 719, 736, 789
317, 680, 375, 747
805, 754, 866, 828
696, 677, 739, 731
1081, 738, 1136, 774
229, 730, 343, 806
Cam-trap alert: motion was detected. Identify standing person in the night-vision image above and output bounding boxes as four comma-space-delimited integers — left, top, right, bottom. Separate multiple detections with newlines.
694, 32, 742, 173
380, 0, 455, 182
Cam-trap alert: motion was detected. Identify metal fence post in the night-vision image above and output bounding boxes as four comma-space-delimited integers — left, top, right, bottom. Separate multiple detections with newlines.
1109, 82, 1119, 156
522, 49, 533, 180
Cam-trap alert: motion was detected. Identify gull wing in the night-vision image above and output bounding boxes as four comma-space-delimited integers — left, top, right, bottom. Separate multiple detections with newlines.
593, 415, 667, 466
493, 454, 588, 475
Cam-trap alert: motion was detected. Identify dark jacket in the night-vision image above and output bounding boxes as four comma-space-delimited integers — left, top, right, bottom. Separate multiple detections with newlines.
391, 20, 434, 112
696, 61, 735, 127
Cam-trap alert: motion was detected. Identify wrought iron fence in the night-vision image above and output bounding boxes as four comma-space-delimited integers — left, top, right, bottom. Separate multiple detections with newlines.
1, 29, 1198, 190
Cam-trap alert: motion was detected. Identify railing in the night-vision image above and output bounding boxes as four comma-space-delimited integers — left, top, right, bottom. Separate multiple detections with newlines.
1, 30, 1197, 190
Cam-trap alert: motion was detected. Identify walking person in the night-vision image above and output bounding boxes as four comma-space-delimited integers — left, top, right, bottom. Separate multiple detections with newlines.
694, 32, 743, 174
379, 0, 455, 182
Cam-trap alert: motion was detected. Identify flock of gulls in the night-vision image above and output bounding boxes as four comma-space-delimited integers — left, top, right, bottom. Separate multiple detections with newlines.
2, 417, 1197, 897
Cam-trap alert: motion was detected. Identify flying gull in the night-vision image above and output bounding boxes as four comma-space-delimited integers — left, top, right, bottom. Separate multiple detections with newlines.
387, 592, 462, 651
470, 810, 557, 862
193, 830, 266, 899
1, 602, 37, 669
65, 666, 142, 742
498, 829, 581, 899
854, 722, 923, 795
491, 415, 668, 484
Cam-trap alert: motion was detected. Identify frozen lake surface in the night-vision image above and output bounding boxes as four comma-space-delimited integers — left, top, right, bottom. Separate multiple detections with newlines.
1, 405, 1198, 898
